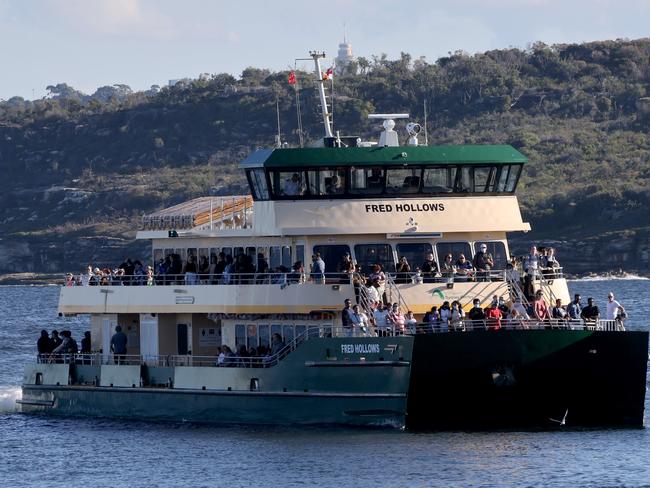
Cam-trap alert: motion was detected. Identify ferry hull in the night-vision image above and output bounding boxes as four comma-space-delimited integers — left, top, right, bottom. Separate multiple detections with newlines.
406, 330, 649, 429
20, 331, 648, 429
20, 385, 406, 427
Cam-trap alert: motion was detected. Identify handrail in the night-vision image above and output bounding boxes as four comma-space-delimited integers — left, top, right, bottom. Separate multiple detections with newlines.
65, 272, 355, 287
385, 273, 410, 311
63, 268, 566, 287
37, 319, 627, 370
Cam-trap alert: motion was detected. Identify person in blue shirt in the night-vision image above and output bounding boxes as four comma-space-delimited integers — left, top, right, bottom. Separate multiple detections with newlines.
110, 325, 128, 365
566, 294, 582, 320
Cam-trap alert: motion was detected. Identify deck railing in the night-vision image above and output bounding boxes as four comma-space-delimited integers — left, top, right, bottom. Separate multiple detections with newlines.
37, 319, 626, 371
64, 268, 565, 287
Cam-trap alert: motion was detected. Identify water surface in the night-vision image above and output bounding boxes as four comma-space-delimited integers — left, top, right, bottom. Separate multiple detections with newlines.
1, 282, 648, 487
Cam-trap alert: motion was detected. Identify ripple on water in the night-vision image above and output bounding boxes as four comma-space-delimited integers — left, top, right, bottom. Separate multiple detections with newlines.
0, 284, 649, 487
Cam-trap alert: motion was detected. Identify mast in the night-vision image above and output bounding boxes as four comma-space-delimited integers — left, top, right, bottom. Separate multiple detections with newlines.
309, 50, 334, 138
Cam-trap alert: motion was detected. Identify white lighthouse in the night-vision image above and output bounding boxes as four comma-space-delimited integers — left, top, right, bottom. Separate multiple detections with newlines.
335, 36, 355, 73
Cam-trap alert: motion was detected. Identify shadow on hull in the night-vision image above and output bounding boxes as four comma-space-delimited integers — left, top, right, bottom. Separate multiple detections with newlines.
406, 330, 648, 430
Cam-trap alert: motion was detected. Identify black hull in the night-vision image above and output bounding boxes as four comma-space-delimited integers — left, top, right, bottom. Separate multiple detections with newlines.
406, 330, 649, 430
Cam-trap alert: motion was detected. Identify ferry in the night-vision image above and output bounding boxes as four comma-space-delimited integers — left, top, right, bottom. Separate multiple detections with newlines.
20, 52, 648, 429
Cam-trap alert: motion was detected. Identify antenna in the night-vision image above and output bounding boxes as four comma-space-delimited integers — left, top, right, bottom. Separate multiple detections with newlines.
275, 96, 282, 148
308, 50, 334, 138
292, 61, 304, 147
423, 99, 429, 146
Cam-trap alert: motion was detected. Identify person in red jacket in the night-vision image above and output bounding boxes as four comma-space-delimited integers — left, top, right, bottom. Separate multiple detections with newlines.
486, 302, 502, 331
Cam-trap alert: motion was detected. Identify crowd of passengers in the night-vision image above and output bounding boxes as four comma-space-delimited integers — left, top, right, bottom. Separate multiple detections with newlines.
214, 333, 287, 367
341, 289, 627, 336
65, 244, 562, 290
36, 329, 92, 362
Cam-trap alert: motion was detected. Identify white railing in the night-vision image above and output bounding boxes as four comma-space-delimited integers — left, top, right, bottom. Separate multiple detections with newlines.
37, 319, 627, 372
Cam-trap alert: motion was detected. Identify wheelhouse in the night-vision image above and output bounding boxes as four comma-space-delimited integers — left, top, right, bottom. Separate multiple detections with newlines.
243, 145, 526, 201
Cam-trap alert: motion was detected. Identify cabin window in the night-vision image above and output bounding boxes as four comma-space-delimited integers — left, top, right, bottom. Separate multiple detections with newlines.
247, 325, 258, 350
313, 245, 351, 273
256, 248, 269, 275
198, 249, 209, 274
473, 241, 508, 270
436, 242, 472, 263
270, 171, 306, 197
282, 245, 292, 269
386, 167, 421, 193
153, 249, 163, 268
295, 245, 305, 268
235, 325, 246, 349
258, 324, 270, 349
350, 167, 385, 194
307, 169, 346, 196
271, 324, 283, 343
248, 168, 270, 200
422, 167, 455, 193
283, 325, 295, 344
269, 246, 282, 270
354, 244, 395, 274
396, 243, 434, 272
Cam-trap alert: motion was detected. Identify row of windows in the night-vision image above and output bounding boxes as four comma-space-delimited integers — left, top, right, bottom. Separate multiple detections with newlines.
246, 164, 522, 200
153, 240, 507, 275
234, 324, 309, 350
315, 241, 507, 274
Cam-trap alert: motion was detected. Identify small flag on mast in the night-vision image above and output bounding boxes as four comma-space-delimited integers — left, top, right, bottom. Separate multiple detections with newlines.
288, 71, 296, 85
323, 67, 333, 80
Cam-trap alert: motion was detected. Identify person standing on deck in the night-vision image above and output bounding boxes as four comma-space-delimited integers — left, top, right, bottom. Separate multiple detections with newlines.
110, 325, 128, 365
605, 292, 625, 321
533, 290, 550, 321
311, 253, 325, 284
567, 294, 582, 320
341, 299, 353, 336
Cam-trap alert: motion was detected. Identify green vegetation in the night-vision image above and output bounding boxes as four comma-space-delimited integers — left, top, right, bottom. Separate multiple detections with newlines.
1, 38, 649, 275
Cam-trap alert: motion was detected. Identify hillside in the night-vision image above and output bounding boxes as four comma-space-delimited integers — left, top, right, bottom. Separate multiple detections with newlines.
1, 38, 649, 279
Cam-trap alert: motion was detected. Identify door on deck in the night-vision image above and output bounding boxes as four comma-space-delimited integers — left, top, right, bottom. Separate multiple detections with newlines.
177, 324, 188, 355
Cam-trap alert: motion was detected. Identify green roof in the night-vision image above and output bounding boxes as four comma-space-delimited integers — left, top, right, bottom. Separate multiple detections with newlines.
240, 145, 527, 169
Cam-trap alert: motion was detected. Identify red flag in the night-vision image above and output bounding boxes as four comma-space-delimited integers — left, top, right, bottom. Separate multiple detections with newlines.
323, 67, 333, 80
288, 71, 296, 85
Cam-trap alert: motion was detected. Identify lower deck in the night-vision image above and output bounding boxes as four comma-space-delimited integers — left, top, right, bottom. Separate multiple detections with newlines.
21, 327, 649, 429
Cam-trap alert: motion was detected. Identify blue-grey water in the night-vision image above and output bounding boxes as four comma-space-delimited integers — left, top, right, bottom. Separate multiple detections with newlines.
1, 280, 649, 487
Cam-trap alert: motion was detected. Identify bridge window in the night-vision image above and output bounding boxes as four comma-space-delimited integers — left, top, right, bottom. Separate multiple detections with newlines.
423, 167, 455, 193
247, 168, 270, 200
350, 167, 385, 194
307, 169, 346, 196
436, 242, 472, 262
396, 243, 434, 271
505, 164, 522, 192
386, 167, 421, 193
354, 244, 395, 274
474, 167, 496, 192
270, 170, 307, 197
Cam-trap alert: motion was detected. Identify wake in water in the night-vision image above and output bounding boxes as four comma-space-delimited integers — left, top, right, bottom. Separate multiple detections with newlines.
570, 273, 649, 282
0, 385, 22, 413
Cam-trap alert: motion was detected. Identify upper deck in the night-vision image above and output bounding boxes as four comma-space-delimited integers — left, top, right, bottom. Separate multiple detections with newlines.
137, 144, 530, 239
